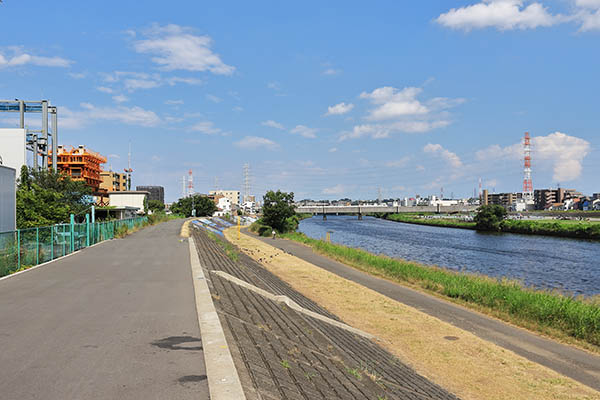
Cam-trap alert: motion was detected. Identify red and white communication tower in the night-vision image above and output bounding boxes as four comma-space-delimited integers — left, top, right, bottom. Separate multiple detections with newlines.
187, 169, 194, 196
523, 132, 533, 202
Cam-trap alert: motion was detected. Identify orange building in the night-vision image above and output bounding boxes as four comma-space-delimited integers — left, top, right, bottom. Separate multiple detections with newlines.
49, 145, 107, 193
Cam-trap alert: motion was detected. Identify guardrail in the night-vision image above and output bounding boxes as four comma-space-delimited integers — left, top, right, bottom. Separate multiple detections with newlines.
0, 217, 148, 278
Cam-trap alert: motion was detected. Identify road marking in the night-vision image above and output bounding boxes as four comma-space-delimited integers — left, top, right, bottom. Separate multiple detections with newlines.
211, 269, 375, 340
188, 236, 246, 400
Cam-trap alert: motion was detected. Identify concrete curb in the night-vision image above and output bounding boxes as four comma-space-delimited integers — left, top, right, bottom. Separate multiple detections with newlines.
212, 269, 375, 340
188, 236, 246, 400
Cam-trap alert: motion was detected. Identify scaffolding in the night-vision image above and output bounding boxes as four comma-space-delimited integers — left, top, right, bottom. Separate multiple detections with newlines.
0, 99, 59, 172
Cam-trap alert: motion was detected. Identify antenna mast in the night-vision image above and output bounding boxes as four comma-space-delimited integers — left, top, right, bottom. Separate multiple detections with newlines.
124, 141, 133, 190
188, 169, 194, 196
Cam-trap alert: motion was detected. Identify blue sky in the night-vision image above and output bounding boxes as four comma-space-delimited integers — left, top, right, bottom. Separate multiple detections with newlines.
1, 1, 599, 202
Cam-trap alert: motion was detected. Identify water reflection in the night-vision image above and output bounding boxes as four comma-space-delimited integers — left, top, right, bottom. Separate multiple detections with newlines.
299, 215, 600, 296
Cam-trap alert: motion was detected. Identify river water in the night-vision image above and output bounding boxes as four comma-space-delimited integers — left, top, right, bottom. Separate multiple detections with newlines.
298, 215, 600, 297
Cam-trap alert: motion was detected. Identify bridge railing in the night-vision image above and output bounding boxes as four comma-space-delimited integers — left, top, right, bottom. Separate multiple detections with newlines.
0, 217, 147, 278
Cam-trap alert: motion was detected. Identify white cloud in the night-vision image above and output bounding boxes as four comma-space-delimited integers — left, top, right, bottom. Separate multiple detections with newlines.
78, 103, 161, 127
166, 76, 202, 86
328, 147, 338, 153
133, 24, 234, 74
476, 132, 590, 182
325, 102, 354, 116
437, 0, 600, 32
385, 157, 411, 168
112, 94, 129, 103
262, 120, 285, 130
424, 143, 463, 168
290, 125, 317, 138
40, 103, 160, 130
101, 71, 201, 92
322, 68, 342, 76
0, 48, 72, 69
436, 0, 560, 31
234, 136, 279, 150
190, 121, 221, 135
339, 86, 461, 141
96, 86, 114, 94
322, 184, 346, 195
165, 99, 184, 105
232, 106, 244, 112
339, 120, 451, 141
68, 72, 86, 79
206, 94, 222, 103
360, 87, 429, 120
267, 81, 281, 91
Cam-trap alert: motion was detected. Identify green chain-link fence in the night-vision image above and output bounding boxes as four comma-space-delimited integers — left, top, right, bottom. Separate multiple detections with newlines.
0, 217, 147, 277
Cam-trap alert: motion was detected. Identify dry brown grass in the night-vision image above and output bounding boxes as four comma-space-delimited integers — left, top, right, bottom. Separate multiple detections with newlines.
225, 228, 600, 400
180, 219, 193, 238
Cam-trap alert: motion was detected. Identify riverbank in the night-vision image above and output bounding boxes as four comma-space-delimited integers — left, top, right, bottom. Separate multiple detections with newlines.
283, 231, 600, 350
384, 213, 600, 240
227, 228, 600, 399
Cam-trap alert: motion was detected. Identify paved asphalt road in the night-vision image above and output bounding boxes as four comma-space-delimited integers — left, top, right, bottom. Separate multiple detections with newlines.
0, 220, 209, 400
252, 232, 600, 392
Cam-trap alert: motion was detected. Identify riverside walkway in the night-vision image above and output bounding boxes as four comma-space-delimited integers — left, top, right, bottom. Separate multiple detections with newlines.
0, 220, 209, 400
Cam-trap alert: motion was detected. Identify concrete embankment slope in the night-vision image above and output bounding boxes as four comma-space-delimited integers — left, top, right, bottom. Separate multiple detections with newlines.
0, 220, 209, 400
236, 230, 600, 400
191, 225, 461, 400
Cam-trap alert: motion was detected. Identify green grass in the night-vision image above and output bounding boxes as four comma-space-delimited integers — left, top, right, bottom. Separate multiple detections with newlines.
282, 231, 600, 348
206, 232, 240, 262
385, 213, 600, 240
386, 213, 476, 229
501, 219, 600, 239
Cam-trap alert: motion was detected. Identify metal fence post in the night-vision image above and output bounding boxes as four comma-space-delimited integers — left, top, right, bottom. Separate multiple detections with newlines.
51, 226, 54, 261
70, 214, 75, 253
36, 227, 39, 265
86, 214, 90, 248
17, 229, 20, 270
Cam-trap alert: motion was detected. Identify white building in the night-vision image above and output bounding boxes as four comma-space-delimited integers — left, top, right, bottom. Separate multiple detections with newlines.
0, 165, 16, 232
0, 129, 27, 173
209, 190, 240, 206
213, 197, 232, 217
108, 191, 149, 214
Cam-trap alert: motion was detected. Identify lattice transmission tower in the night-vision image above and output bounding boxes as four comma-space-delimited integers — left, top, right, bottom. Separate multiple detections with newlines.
523, 132, 533, 202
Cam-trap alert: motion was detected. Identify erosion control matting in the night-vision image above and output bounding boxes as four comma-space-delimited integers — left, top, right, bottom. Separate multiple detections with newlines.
192, 227, 460, 400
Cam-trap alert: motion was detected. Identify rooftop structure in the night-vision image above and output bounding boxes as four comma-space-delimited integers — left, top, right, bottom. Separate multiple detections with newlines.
49, 145, 107, 193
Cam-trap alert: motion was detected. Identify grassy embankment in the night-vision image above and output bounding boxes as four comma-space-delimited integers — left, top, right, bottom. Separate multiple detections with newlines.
282, 231, 600, 349
385, 213, 600, 240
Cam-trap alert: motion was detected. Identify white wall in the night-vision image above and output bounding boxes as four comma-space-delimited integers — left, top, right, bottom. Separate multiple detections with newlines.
0, 165, 16, 232
0, 129, 27, 173
109, 193, 147, 213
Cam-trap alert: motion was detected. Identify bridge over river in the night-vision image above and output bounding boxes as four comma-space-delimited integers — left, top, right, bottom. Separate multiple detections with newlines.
296, 205, 478, 219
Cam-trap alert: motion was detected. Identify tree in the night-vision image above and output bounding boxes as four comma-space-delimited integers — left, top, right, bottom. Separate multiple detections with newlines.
262, 190, 296, 232
474, 204, 507, 231
16, 166, 93, 228
170, 194, 217, 217
147, 199, 165, 214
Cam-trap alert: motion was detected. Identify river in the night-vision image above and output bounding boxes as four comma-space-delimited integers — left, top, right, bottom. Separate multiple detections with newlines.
298, 215, 600, 297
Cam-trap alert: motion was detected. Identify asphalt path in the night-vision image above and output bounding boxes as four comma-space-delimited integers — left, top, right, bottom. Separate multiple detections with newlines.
0, 220, 209, 400
252, 232, 600, 392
